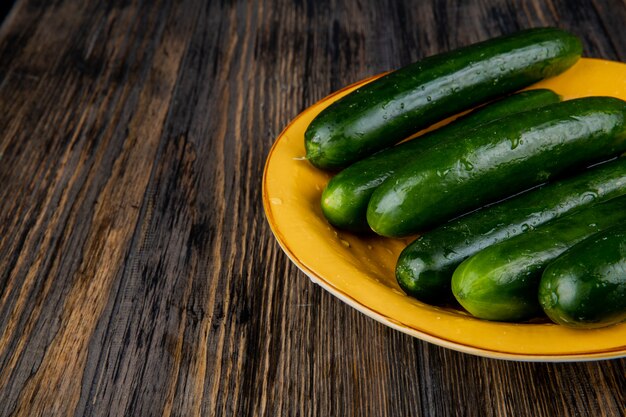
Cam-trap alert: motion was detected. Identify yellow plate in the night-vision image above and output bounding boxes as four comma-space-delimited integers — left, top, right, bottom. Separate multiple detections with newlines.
262, 58, 626, 361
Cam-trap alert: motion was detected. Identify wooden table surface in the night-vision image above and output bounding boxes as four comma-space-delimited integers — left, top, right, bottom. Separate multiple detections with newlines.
0, 0, 625, 416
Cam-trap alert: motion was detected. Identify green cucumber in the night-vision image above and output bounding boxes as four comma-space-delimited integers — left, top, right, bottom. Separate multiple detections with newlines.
396, 157, 626, 304
305, 28, 581, 170
321, 89, 561, 232
451, 195, 626, 322
367, 97, 626, 237
539, 225, 626, 328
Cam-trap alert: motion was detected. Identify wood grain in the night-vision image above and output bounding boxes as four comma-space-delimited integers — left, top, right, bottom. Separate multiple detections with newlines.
0, 0, 625, 416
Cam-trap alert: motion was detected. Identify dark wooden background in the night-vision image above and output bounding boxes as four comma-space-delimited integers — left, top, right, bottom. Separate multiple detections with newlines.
0, 0, 625, 416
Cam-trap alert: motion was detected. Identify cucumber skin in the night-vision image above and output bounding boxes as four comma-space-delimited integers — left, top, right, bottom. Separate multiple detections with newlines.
321, 89, 561, 232
396, 157, 626, 305
367, 97, 626, 238
539, 225, 626, 328
305, 28, 581, 170
451, 196, 626, 322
